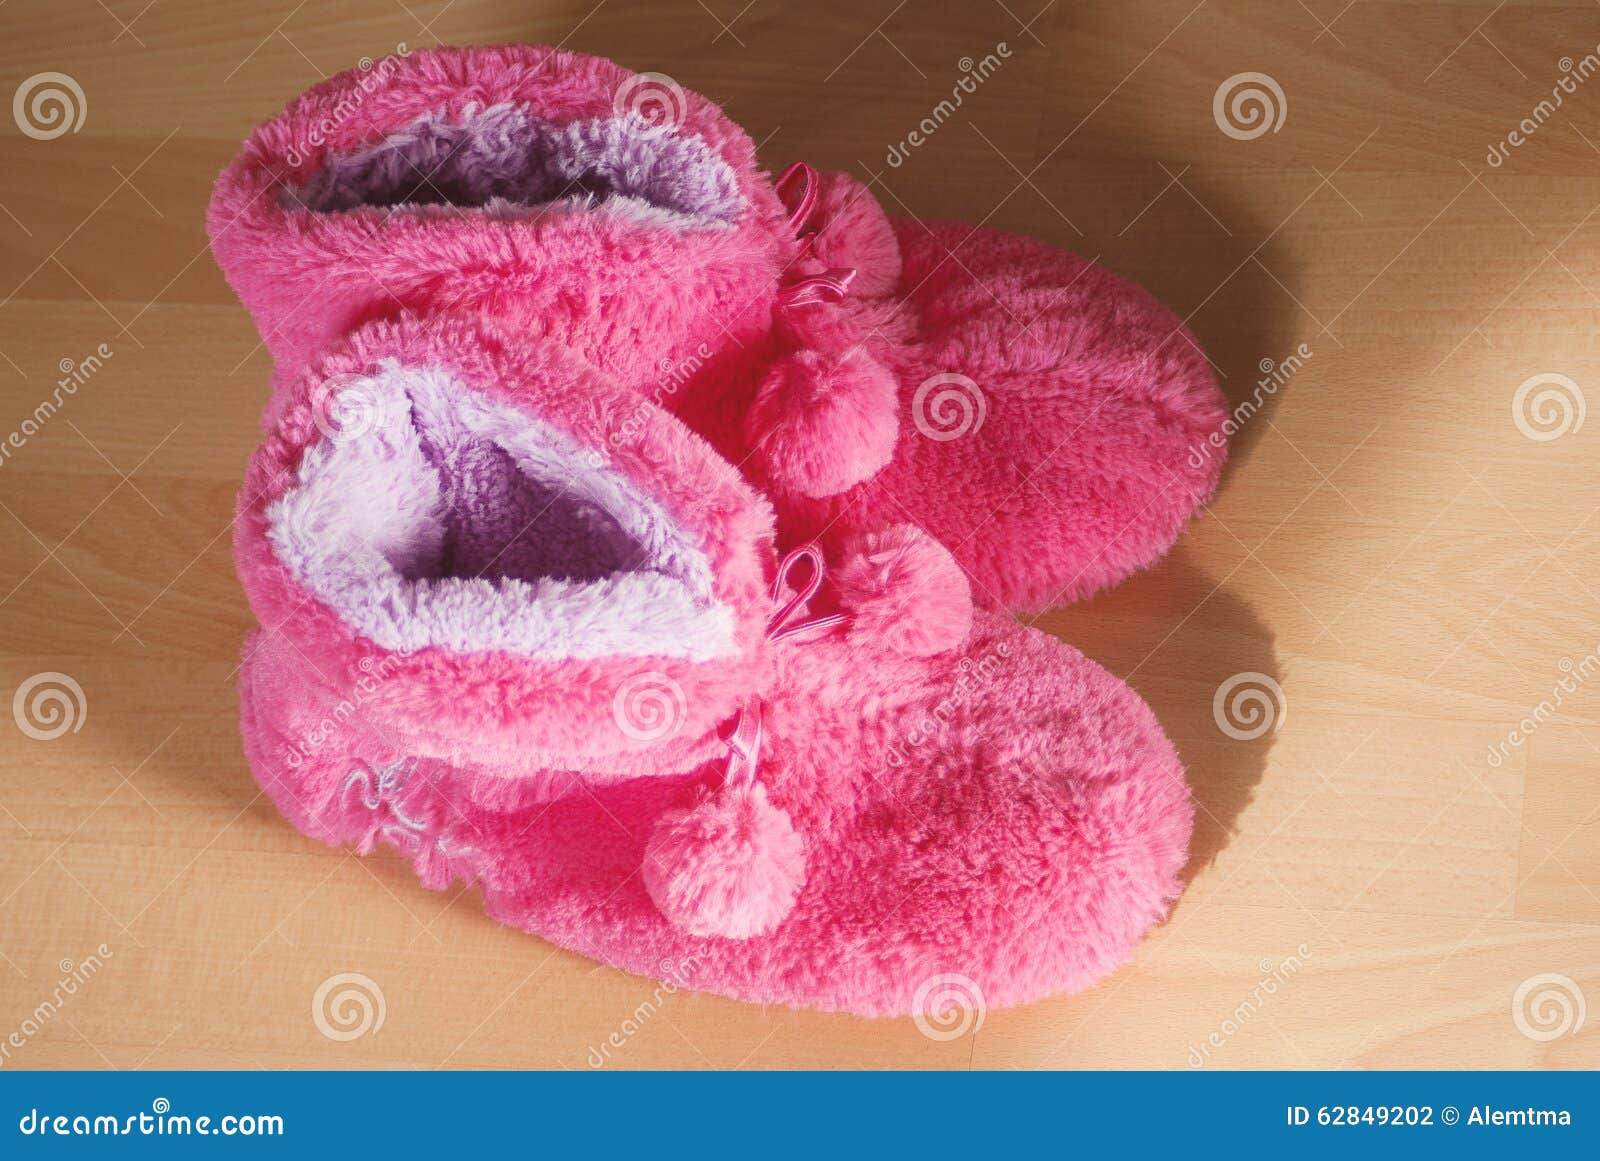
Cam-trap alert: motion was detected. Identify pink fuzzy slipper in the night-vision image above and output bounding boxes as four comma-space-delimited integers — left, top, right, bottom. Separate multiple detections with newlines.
235, 315, 1192, 1015
209, 44, 1227, 614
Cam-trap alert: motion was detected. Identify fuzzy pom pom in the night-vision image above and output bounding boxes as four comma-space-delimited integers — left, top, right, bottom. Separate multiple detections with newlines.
643, 782, 805, 939
809, 171, 902, 298
746, 345, 899, 498
833, 524, 973, 656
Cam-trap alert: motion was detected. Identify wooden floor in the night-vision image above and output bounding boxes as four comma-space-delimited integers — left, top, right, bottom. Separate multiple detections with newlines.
2, 0, 1598, 1070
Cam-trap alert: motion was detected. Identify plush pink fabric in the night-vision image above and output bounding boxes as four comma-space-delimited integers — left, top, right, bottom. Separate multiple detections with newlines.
775, 214, 1230, 611
744, 344, 900, 499
832, 524, 973, 657
642, 780, 806, 940
209, 44, 1228, 615
207, 45, 794, 405
235, 317, 776, 776
235, 316, 1193, 1015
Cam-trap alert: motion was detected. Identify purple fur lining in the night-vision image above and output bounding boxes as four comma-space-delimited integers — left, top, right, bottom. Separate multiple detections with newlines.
291, 103, 746, 228
264, 363, 735, 660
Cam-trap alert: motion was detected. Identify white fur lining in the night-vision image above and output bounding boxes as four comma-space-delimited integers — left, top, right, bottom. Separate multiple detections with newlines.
265, 362, 735, 662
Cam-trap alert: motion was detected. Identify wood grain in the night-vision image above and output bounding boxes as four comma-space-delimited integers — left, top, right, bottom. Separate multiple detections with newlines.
1, 0, 1597, 1069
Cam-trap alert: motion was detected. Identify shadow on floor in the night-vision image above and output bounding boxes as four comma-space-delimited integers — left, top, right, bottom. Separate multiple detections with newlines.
1036, 545, 1280, 881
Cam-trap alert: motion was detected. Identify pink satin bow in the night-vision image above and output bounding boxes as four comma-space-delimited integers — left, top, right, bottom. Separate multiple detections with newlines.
721, 544, 846, 789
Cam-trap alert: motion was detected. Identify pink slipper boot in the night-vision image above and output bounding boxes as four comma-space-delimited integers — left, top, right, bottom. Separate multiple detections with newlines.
234, 315, 1192, 1015
209, 44, 1228, 614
